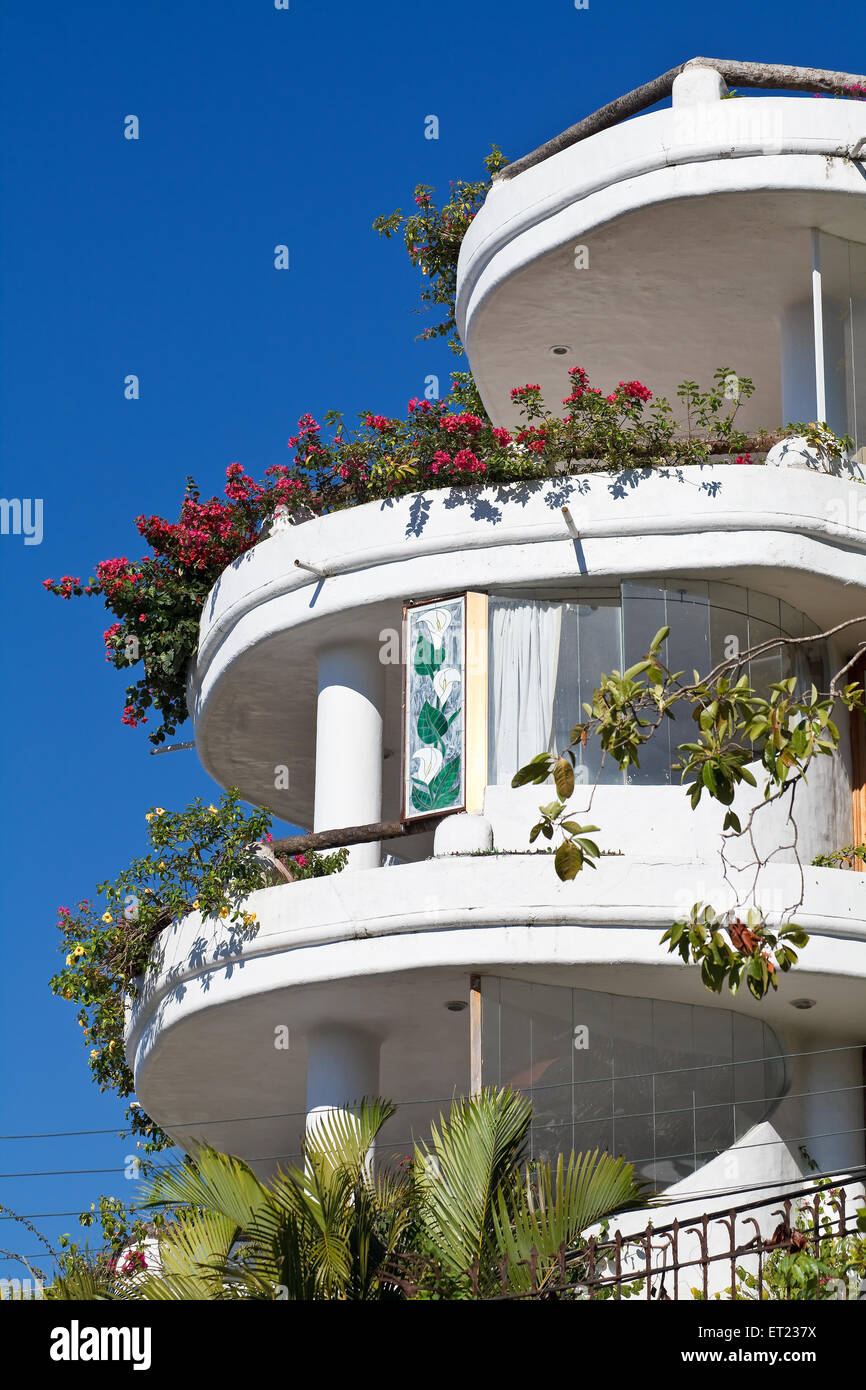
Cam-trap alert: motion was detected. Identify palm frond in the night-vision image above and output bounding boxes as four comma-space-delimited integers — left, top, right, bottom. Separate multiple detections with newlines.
494, 1149, 646, 1293
143, 1146, 272, 1233
413, 1087, 531, 1279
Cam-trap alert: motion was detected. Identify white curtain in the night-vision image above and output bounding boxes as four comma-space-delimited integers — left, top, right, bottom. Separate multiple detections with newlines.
489, 599, 563, 784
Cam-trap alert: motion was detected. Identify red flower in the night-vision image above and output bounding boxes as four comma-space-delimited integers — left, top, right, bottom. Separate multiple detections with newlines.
452, 449, 485, 473
618, 380, 653, 403
440, 412, 485, 435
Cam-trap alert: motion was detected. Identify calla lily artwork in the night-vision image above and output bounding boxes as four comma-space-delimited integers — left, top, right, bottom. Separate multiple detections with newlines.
405, 596, 465, 817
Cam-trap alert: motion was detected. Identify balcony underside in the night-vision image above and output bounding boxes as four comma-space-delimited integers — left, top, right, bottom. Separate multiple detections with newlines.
126, 855, 866, 1176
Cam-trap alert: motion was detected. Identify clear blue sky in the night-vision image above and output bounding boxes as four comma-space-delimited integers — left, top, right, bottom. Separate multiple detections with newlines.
0, 0, 856, 1274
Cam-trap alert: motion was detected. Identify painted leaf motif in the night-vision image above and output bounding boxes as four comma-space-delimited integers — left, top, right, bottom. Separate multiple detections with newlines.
411, 779, 435, 812
414, 633, 445, 677
428, 756, 460, 809
418, 700, 449, 746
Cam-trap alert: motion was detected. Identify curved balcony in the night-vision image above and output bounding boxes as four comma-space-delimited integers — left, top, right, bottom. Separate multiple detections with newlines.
188, 467, 866, 831
126, 854, 866, 1182
456, 86, 866, 441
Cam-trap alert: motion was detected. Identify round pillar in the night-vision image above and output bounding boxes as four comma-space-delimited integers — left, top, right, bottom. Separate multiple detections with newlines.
314, 642, 384, 870
305, 1026, 382, 1147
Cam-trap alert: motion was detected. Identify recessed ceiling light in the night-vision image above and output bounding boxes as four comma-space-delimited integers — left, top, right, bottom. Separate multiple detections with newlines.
549, 344, 571, 356
790, 998, 817, 1010
445, 1000, 468, 1012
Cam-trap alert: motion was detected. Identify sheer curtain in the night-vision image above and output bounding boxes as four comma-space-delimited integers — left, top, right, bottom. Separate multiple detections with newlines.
488, 599, 563, 784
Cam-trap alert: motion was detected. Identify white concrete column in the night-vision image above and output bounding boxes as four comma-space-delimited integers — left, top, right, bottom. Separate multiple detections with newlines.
305, 1026, 381, 1147
314, 642, 384, 871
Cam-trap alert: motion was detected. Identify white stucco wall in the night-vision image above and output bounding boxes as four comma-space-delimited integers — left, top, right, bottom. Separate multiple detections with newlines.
188, 469, 866, 828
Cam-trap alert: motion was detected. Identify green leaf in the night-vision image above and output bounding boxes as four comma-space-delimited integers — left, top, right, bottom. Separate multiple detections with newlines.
414, 634, 445, 677
511, 753, 553, 788
417, 701, 449, 746
553, 756, 575, 801
554, 841, 583, 881
622, 659, 652, 682
780, 927, 809, 948
411, 780, 434, 812
428, 757, 461, 810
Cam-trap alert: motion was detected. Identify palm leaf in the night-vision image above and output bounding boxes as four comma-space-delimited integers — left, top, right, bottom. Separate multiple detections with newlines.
493, 1149, 647, 1293
413, 1087, 531, 1283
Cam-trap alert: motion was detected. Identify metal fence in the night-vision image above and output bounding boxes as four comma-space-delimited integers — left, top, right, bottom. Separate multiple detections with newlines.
535, 1179, 865, 1300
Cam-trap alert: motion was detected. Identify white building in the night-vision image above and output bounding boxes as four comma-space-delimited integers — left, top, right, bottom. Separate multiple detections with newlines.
126, 62, 866, 1290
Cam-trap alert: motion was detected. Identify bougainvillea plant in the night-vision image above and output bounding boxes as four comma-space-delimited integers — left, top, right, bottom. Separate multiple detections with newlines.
373, 145, 508, 352
45, 364, 761, 743
49, 789, 346, 1147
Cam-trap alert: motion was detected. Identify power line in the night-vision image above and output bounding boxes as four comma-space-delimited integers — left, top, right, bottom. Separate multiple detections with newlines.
0, 1042, 861, 1142
4, 1154, 864, 1228
2, 1081, 864, 1181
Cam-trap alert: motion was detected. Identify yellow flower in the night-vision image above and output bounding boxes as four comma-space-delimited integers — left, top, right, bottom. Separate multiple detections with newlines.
74, 945, 85, 957
109, 1040, 116, 1052
90, 1049, 98, 1059
158, 861, 166, 870
145, 812, 154, 822
101, 911, 113, 923
192, 899, 200, 910
155, 807, 165, 816
244, 913, 257, 926
65, 954, 73, 966
208, 805, 218, 813
219, 906, 229, 919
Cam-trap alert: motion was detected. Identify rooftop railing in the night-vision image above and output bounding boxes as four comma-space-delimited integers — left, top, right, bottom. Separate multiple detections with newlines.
497, 57, 866, 181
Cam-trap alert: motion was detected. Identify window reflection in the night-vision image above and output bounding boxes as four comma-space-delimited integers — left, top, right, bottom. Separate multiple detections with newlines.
481, 976, 788, 1189
487, 582, 822, 786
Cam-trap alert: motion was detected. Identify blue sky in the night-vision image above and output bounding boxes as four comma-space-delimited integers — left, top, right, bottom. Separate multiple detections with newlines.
0, 0, 857, 1275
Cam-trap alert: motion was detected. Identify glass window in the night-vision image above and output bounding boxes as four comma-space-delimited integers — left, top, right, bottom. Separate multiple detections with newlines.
817, 232, 866, 464
487, 583, 825, 788
481, 976, 788, 1189
488, 595, 623, 786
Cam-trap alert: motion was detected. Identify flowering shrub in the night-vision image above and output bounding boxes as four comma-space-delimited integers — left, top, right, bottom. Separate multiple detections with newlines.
49, 790, 346, 1147
44, 1195, 167, 1299
284, 847, 349, 879
45, 365, 758, 742
373, 146, 508, 352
